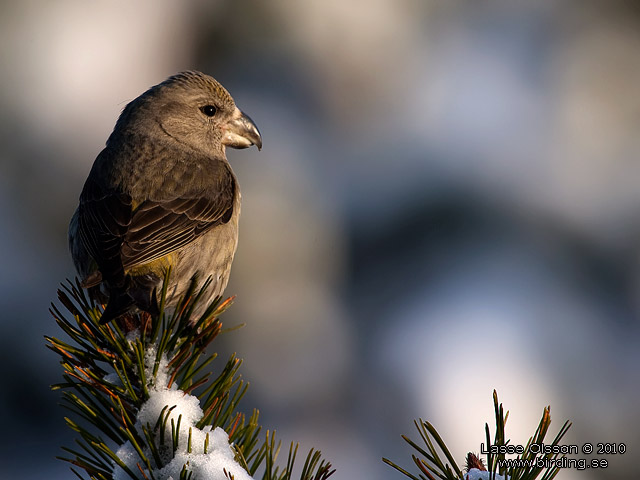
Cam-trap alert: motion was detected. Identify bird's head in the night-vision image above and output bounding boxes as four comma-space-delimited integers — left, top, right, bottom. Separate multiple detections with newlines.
112, 71, 262, 155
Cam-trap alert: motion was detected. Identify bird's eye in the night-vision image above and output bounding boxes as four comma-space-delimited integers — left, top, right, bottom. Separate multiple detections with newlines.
200, 105, 217, 117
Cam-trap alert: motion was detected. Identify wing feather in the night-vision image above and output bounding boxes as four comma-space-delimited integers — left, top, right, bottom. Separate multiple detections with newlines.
77, 151, 235, 287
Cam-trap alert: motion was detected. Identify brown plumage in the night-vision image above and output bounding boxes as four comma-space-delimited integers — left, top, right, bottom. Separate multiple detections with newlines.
69, 71, 261, 323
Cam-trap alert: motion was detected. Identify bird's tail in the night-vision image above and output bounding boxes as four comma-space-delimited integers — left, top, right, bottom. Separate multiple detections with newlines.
99, 289, 136, 324
99, 274, 161, 324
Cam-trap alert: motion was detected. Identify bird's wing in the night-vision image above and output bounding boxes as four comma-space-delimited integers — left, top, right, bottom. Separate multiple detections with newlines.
78, 154, 235, 285
120, 177, 235, 269
77, 176, 132, 287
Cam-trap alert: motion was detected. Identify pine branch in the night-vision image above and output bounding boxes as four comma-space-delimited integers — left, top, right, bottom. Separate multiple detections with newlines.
47, 274, 334, 480
383, 390, 571, 480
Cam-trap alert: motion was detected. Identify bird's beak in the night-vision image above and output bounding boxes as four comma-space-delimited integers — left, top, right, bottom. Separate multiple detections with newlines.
222, 108, 262, 150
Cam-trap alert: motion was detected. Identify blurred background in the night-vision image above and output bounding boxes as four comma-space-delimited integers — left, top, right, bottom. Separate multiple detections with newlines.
0, 1, 638, 478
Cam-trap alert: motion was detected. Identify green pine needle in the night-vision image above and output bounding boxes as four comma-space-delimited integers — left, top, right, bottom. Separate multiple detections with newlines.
48, 274, 334, 480
384, 390, 571, 480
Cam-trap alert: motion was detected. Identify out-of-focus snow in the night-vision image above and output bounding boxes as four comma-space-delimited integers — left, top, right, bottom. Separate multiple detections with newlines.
465, 469, 508, 480
112, 348, 253, 480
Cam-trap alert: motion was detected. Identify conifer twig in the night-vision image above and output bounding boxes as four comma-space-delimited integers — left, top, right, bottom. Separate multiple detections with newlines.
383, 390, 571, 480
47, 274, 334, 480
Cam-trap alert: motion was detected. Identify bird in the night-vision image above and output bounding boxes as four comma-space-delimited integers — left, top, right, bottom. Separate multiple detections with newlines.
68, 71, 262, 324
